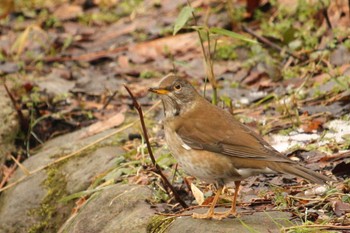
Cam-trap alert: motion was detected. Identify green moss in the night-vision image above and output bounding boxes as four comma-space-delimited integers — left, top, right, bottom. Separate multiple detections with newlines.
271, 186, 290, 209
79, 11, 119, 25
140, 70, 158, 79
28, 166, 68, 233
260, 0, 327, 52
118, 0, 143, 17
147, 215, 176, 233
278, 128, 294, 136
215, 44, 238, 60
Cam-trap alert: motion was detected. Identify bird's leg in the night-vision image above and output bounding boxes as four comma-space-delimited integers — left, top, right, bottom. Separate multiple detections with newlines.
210, 181, 241, 220
192, 186, 223, 219
228, 181, 241, 216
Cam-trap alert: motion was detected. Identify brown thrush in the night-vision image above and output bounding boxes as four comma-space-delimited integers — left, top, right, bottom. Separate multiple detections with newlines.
149, 74, 331, 220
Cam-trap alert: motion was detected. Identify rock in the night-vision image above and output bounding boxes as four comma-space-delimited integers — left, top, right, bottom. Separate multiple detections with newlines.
0, 128, 125, 233
59, 184, 155, 233
164, 208, 293, 233
330, 45, 350, 66
0, 62, 19, 74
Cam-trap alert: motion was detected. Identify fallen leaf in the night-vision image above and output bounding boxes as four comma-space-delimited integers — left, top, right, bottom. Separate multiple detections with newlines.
54, 4, 83, 21
301, 117, 325, 133
79, 106, 126, 139
333, 200, 350, 217
191, 183, 205, 205
128, 32, 199, 62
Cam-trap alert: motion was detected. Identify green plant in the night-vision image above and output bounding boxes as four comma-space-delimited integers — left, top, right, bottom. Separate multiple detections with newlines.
172, 2, 256, 105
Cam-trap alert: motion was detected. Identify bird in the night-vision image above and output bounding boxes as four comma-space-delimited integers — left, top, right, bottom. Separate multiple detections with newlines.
148, 74, 331, 220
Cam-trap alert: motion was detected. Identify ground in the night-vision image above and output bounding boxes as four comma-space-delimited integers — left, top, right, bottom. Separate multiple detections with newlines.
0, 0, 350, 232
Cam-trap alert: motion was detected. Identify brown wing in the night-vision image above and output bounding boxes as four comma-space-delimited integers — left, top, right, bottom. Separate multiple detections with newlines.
175, 101, 294, 163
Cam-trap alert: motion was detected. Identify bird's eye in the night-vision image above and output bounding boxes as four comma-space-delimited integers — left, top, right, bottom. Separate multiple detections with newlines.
174, 84, 182, 91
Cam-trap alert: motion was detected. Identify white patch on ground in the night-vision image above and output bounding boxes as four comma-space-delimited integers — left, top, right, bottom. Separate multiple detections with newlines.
239, 97, 250, 105
323, 119, 350, 143
269, 118, 350, 153
270, 132, 319, 153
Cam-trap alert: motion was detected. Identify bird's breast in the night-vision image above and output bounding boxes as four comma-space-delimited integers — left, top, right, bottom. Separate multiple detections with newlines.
163, 121, 243, 183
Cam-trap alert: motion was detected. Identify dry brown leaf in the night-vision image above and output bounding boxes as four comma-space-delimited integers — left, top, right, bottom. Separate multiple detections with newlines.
72, 197, 87, 215
79, 106, 126, 139
128, 32, 199, 61
301, 118, 324, 133
93, 0, 119, 8
117, 55, 130, 69
333, 200, 350, 217
54, 4, 83, 21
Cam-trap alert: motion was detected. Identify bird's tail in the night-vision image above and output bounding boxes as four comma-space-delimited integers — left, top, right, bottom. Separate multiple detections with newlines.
270, 163, 332, 184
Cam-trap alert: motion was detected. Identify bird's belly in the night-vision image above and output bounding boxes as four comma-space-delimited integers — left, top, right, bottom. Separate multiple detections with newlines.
164, 126, 240, 183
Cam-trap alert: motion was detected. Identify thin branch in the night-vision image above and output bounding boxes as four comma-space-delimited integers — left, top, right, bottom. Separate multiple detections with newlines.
0, 153, 21, 189
102, 90, 118, 110
3, 82, 29, 133
124, 85, 188, 208
322, 8, 332, 30
282, 224, 350, 232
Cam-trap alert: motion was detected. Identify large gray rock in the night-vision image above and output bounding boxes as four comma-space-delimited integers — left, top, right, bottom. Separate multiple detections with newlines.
0, 128, 125, 233
148, 208, 293, 233
167, 208, 292, 233
59, 184, 156, 233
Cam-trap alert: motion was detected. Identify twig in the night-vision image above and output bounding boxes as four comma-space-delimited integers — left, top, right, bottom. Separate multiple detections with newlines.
322, 8, 332, 30
242, 25, 303, 61
3, 82, 29, 133
124, 85, 188, 208
102, 90, 118, 110
10, 155, 30, 175
0, 154, 21, 189
349, 0, 350, 21
321, 151, 350, 162
282, 224, 350, 232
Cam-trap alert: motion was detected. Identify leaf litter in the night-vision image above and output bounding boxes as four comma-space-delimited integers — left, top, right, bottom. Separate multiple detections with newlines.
0, 0, 350, 230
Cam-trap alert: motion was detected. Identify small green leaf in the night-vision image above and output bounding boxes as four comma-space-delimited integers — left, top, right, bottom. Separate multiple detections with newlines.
210, 27, 257, 44
173, 6, 193, 35
59, 187, 108, 203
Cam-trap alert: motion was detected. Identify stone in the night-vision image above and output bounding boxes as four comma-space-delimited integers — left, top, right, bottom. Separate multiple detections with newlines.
58, 184, 155, 233
166, 208, 293, 233
0, 128, 124, 233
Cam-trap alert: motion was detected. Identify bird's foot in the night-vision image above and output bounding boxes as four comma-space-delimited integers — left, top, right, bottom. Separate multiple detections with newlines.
192, 212, 213, 219
192, 209, 238, 220
211, 209, 238, 220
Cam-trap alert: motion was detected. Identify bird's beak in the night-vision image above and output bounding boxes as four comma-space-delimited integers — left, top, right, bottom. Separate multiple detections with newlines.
148, 87, 169, 95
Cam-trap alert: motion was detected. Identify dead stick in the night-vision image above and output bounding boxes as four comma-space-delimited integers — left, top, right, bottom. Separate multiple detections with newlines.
124, 85, 188, 208
242, 25, 303, 61
3, 82, 29, 133
102, 90, 118, 110
322, 8, 332, 30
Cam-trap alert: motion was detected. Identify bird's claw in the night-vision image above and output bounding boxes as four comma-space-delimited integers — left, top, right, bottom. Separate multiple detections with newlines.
192, 210, 238, 220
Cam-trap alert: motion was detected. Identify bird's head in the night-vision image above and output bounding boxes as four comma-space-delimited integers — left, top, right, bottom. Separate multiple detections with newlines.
149, 74, 199, 117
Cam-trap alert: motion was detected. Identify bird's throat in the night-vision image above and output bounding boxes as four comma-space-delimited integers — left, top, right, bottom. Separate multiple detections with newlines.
162, 98, 180, 118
